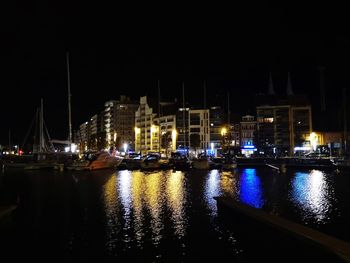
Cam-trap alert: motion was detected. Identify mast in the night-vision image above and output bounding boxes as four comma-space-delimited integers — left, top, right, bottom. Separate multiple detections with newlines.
8, 129, 11, 153
227, 91, 230, 125
67, 52, 72, 151
344, 88, 347, 154
203, 80, 206, 109
182, 82, 186, 149
158, 80, 161, 153
40, 98, 44, 152
203, 81, 207, 152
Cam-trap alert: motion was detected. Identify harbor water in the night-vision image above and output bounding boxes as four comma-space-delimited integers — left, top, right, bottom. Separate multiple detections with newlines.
0, 167, 349, 262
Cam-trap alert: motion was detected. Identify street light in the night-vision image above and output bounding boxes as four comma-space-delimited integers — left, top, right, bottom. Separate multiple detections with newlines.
221, 127, 228, 150
123, 143, 128, 154
221, 127, 227, 137
310, 132, 318, 152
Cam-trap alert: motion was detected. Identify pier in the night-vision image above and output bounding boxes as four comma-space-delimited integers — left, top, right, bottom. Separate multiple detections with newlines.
214, 196, 350, 263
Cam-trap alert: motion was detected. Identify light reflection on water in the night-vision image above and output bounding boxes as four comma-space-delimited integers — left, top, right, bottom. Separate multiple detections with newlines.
290, 170, 336, 223
103, 170, 188, 250
131, 171, 145, 245
166, 171, 186, 238
101, 168, 339, 257
204, 170, 222, 216
144, 172, 163, 245
239, 169, 264, 208
102, 174, 120, 251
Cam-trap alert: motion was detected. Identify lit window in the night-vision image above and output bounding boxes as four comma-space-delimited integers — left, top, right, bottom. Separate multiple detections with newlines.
264, 118, 274, 123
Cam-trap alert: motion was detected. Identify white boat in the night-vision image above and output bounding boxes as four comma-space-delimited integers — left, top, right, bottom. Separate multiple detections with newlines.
67, 151, 122, 171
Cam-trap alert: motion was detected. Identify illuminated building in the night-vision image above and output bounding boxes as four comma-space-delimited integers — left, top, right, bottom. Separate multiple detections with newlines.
115, 96, 139, 151
240, 115, 257, 156
257, 105, 312, 156
154, 115, 177, 155
256, 73, 312, 156
209, 106, 227, 149
135, 96, 158, 154
105, 96, 139, 150
188, 109, 210, 153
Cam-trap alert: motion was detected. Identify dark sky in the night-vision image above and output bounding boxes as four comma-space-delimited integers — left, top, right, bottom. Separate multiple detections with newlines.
1, 3, 350, 145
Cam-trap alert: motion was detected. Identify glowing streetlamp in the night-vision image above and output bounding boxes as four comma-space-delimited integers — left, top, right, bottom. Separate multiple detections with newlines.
310, 132, 318, 152
221, 127, 227, 148
221, 127, 227, 137
123, 143, 128, 154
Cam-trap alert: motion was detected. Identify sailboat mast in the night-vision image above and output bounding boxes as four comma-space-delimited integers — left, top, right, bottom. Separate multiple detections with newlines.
203, 81, 207, 152
8, 129, 11, 153
182, 82, 186, 148
158, 80, 161, 153
40, 98, 44, 152
227, 91, 230, 125
67, 52, 72, 150
344, 88, 347, 153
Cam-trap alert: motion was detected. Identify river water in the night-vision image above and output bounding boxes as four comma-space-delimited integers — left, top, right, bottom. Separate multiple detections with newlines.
0, 167, 349, 262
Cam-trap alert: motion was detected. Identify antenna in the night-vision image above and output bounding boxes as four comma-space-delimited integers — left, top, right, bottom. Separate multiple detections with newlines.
286, 72, 294, 96
268, 72, 275, 95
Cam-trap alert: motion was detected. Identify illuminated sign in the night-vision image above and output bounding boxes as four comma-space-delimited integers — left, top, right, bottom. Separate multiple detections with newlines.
243, 145, 256, 149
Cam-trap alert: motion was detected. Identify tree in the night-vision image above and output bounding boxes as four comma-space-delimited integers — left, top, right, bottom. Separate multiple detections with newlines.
161, 131, 172, 157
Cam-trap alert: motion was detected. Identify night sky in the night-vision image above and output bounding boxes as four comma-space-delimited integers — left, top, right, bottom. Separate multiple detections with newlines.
1, 3, 350, 146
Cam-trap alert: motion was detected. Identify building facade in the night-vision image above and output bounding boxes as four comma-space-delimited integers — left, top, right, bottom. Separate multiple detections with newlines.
209, 106, 227, 150
188, 109, 210, 154
240, 115, 257, 156
115, 95, 139, 151
104, 100, 117, 147
135, 96, 158, 154
176, 107, 190, 152
78, 122, 90, 152
104, 96, 139, 151
256, 105, 312, 156
154, 114, 177, 155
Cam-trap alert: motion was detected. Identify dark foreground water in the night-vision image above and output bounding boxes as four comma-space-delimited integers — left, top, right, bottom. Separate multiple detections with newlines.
0, 168, 349, 262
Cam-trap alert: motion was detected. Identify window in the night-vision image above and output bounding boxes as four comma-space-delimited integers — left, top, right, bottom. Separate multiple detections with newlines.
263, 118, 274, 123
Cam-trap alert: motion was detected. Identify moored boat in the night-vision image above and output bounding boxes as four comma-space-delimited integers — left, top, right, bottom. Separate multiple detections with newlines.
192, 155, 211, 170
66, 151, 122, 171
140, 153, 162, 170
